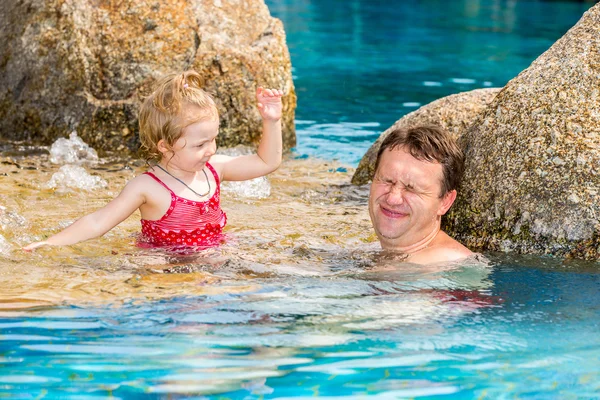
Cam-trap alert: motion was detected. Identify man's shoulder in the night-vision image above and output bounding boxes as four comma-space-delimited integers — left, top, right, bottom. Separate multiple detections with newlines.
434, 231, 473, 258
438, 231, 472, 252
410, 231, 473, 265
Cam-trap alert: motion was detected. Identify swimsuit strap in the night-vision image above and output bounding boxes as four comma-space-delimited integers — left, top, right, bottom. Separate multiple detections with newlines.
205, 162, 221, 186
144, 171, 176, 196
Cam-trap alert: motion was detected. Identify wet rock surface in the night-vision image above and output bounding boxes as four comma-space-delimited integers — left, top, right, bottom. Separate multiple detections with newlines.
0, 0, 296, 154
353, 4, 600, 260
445, 4, 600, 260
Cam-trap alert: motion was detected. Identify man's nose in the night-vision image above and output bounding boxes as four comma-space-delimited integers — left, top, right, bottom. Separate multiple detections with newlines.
385, 185, 404, 205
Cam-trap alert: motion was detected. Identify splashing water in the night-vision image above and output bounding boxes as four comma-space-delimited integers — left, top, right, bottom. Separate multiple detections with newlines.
222, 176, 271, 199
0, 205, 27, 230
217, 146, 273, 199
45, 165, 108, 191
49, 131, 98, 165
0, 233, 12, 255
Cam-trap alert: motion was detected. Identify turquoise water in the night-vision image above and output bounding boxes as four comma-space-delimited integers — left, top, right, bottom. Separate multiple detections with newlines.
269, 0, 594, 165
1, 255, 600, 398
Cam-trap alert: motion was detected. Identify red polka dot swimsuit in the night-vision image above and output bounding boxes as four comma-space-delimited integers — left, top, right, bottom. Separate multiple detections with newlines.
139, 162, 227, 248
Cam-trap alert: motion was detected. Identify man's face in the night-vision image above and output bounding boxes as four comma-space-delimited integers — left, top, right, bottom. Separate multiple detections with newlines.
368, 147, 456, 250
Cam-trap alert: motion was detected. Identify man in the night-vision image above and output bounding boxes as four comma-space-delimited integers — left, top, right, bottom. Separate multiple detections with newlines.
368, 125, 472, 264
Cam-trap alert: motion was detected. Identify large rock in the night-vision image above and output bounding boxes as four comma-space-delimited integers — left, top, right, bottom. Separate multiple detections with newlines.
0, 0, 296, 154
351, 88, 500, 185
445, 4, 600, 260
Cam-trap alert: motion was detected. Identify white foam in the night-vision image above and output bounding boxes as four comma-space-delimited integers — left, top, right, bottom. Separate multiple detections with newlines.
0, 206, 27, 230
222, 177, 271, 199
46, 165, 107, 191
0, 234, 12, 255
49, 131, 98, 165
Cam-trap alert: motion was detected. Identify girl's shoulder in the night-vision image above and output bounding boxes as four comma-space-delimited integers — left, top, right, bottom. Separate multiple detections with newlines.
129, 171, 156, 183
206, 156, 233, 181
122, 172, 162, 194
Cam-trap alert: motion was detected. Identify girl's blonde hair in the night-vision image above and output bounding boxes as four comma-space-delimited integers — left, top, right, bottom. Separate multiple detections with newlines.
139, 70, 218, 162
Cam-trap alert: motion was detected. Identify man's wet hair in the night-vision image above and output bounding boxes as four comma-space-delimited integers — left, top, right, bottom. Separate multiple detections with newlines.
374, 125, 465, 197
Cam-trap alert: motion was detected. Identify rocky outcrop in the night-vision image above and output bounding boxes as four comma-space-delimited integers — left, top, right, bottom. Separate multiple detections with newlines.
0, 0, 296, 154
444, 4, 600, 260
351, 88, 500, 185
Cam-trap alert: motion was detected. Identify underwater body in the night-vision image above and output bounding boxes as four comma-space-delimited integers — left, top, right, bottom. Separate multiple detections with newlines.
1, 0, 599, 398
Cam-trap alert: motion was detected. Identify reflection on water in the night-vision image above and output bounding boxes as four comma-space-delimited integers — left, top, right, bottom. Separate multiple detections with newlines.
1, 143, 599, 398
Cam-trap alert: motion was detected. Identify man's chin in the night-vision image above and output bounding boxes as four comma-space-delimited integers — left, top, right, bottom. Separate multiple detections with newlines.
374, 228, 405, 244
374, 218, 408, 239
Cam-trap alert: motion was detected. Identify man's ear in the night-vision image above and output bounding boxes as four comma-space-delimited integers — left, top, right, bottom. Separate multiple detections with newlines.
437, 190, 457, 216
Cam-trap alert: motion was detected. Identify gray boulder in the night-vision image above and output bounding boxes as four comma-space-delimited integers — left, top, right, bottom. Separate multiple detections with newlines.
0, 0, 296, 154
445, 4, 600, 260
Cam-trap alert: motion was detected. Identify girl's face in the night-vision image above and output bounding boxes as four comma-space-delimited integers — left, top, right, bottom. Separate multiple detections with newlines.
160, 115, 219, 173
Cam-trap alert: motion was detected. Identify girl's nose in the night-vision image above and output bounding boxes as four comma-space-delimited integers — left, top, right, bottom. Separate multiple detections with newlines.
207, 142, 217, 156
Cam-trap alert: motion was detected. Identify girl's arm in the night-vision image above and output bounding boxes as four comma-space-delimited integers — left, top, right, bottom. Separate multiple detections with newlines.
23, 177, 147, 251
213, 87, 283, 182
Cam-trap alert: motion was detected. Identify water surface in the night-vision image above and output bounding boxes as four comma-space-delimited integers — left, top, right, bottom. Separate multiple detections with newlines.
1, 145, 599, 398
266, 0, 594, 165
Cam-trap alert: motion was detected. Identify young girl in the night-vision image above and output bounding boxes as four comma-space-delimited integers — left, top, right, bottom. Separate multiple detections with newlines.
23, 70, 284, 250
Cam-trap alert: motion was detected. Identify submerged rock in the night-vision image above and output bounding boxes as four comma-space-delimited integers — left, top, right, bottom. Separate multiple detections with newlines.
445, 4, 600, 260
351, 88, 500, 185
0, 0, 296, 154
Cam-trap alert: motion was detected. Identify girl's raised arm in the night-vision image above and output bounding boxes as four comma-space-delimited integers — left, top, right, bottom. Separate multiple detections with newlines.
213, 87, 283, 182
23, 178, 147, 251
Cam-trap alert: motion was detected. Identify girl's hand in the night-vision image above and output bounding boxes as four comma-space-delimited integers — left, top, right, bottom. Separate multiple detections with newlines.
256, 87, 284, 121
22, 241, 50, 252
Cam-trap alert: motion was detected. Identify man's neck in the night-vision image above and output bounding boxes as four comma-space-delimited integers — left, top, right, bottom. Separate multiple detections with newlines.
383, 223, 441, 255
